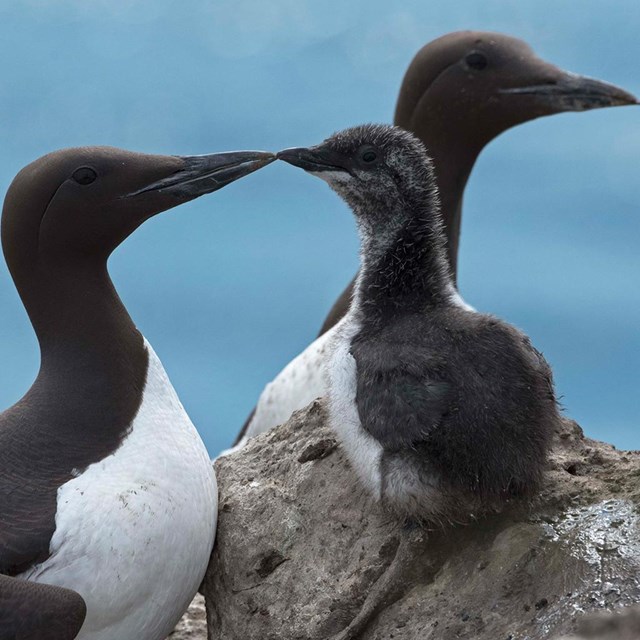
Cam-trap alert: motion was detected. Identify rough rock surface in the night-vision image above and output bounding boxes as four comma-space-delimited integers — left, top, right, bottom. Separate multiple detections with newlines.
200, 400, 640, 640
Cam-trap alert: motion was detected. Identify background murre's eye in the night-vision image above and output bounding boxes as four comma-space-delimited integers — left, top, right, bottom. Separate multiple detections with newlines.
465, 51, 488, 70
358, 145, 378, 165
72, 167, 97, 185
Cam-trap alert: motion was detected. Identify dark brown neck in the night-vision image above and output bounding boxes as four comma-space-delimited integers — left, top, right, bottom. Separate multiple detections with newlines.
13, 259, 147, 416
419, 136, 482, 285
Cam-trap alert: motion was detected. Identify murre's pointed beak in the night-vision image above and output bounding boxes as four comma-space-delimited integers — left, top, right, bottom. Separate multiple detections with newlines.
277, 147, 351, 174
127, 150, 275, 198
501, 72, 638, 111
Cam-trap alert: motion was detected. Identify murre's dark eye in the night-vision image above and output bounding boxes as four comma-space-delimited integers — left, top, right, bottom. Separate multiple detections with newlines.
359, 146, 378, 164
72, 167, 97, 185
465, 51, 488, 70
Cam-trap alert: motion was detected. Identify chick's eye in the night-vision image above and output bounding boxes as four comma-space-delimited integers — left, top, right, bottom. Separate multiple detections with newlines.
360, 149, 377, 163
72, 167, 97, 185
465, 52, 488, 70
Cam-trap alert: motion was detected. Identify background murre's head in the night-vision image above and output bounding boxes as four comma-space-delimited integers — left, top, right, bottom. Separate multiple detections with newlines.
278, 124, 440, 234
396, 31, 638, 152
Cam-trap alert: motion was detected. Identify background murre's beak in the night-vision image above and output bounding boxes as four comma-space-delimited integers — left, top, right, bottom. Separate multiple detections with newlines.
277, 147, 351, 174
500, 72, 638, 111
127, 150, 275, 198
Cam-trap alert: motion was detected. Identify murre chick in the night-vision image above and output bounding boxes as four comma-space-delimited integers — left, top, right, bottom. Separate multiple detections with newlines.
229, 31, 636, 452
0, 146, 274, 639
278, 123, 561, 522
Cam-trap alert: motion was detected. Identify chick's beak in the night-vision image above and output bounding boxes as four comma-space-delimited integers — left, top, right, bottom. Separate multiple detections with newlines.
277, 147, 351, 174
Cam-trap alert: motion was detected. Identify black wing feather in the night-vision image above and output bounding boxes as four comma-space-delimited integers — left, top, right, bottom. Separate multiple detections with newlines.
352, 341, 452, 451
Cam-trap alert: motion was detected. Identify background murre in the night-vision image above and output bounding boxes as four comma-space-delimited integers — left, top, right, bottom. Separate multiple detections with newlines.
0, 146, 273, 639
231, 31, 636, 452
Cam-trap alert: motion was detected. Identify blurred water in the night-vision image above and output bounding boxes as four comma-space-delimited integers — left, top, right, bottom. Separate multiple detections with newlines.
0, 0, 638, 454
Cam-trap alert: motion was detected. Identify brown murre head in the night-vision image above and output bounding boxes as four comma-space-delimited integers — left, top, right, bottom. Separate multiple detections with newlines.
396, 30, 637, 145
2, 146, 274, 274
394, 30, 637, 277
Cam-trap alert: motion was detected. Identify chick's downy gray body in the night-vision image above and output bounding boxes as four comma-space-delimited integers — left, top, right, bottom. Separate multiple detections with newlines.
352, 307, 556, 521
279, 124, 561, 523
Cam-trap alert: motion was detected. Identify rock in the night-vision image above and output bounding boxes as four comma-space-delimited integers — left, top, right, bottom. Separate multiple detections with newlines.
202, 399, 640, 640
168, 594, 207, 639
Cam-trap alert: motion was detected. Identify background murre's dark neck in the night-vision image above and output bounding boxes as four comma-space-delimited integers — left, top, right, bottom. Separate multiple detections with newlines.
353, 198, 453, 324
426, 136, 482, 282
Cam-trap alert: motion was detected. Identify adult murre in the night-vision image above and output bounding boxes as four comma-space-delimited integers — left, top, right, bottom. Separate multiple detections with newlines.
0, 146, 274, 639
229, 31, 636, 451
278, 125, 562, 638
